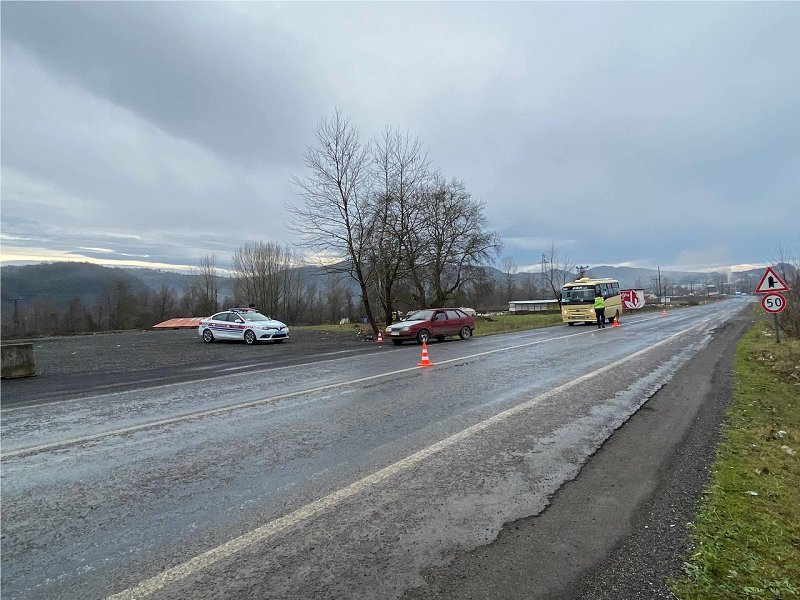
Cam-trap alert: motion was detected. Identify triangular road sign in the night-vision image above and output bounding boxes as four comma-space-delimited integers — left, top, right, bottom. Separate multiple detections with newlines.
755, 267, 790, 293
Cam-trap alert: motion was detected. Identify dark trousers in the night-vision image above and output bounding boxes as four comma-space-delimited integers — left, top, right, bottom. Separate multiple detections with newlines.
596, 308, 606, 328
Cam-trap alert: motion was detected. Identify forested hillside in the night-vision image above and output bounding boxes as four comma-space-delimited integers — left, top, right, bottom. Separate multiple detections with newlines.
2, 260, 778, 338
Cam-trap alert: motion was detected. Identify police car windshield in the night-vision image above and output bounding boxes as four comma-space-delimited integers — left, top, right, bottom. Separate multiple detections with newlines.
561, 286, 595, 304
239, 312, 270, 321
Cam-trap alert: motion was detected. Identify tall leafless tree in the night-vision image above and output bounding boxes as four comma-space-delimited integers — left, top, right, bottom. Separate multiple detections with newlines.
194, 254, 219, 315
290, 109, 380, 334
542, 241, 573, 306
157, 284, 177, 321
368, 127, 430, 324
232, 241, 302, 319
501, 256, 518, 303
407, 177, 501, 307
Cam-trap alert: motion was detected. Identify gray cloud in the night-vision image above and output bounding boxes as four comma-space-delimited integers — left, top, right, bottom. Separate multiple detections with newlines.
2, 2, 798, 273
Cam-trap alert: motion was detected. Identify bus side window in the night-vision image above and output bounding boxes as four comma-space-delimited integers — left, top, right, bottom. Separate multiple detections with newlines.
595, 286, 602, 298
601, 283, 609, 298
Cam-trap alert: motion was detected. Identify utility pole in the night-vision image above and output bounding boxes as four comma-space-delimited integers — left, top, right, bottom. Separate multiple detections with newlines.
657, 266, 663, 304
541, 253, 546, 292
12, 297, 22, 334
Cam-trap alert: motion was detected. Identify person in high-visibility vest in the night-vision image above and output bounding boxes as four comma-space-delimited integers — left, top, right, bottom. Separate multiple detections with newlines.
594, 293, 606, 329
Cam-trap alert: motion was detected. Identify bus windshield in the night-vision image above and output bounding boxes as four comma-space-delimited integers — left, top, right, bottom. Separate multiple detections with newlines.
561, 286, 595, 304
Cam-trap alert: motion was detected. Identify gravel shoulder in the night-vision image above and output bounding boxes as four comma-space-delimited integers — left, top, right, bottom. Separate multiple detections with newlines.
404, 313, 753, 600
1, 327, 376, 406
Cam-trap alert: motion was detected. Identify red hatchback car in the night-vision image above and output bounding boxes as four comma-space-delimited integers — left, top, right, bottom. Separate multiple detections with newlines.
384, 308, 475, 345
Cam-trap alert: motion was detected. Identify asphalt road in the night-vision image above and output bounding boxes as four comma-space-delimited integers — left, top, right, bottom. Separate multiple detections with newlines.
0, 299, 753, 599
1, 327, 375, 406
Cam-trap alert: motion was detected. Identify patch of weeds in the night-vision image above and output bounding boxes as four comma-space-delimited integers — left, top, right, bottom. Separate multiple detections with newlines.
670, 319, 800, 599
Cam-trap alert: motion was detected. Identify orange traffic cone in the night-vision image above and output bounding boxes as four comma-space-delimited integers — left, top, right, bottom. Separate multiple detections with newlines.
417, 342, 433, 367
376, 332, 384, 345
612, 316, 620, 327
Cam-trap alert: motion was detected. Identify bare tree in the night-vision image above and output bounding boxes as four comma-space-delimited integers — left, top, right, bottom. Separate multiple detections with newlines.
773, 241, 800, 338
407, 177, 501, 307
771, 242, 793, 282
232, 241, 301, 319
290, 109, 380, 334
522, 271, 537, 300
368, 127, 430, 325
501, 256, 518, 303
195, 254, 219, 315
709, 270, 729, 296
157, 284, 177, 321
542, 242, 573, 306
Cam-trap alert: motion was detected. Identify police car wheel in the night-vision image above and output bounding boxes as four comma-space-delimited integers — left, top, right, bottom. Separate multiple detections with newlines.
244, 330, 257, 345
202, 329, 215, 343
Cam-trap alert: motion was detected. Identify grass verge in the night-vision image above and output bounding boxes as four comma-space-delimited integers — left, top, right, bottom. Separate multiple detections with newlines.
669, 319, 800, 599
293, 312, 565, 337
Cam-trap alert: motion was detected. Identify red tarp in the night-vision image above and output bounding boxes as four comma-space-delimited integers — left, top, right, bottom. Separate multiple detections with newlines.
152, 317, 205, 329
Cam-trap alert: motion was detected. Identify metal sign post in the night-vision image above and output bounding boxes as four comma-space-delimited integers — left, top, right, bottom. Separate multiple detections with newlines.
759, 276, 789, 344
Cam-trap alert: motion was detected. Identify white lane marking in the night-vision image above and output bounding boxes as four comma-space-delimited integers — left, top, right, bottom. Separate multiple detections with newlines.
105, 322, 700, 600
0, 349, 376, 413
0, 328, 596, 459
0, 311, 714, 460
0, 312, 669, 414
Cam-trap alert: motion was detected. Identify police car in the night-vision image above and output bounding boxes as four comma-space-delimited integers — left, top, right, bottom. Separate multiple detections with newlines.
198, 308, 289, 345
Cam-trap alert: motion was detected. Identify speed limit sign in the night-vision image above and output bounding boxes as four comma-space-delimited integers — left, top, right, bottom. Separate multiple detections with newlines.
761, 292, 786, 313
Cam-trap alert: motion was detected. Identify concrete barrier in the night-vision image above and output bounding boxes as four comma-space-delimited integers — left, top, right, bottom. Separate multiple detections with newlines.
1, 343, 37, 379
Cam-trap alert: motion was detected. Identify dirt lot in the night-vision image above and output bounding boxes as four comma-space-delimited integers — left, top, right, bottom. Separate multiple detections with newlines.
1, 327, 378, 406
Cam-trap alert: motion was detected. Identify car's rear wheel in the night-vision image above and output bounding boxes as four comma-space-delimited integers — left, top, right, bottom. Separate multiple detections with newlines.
202, 329, 215, 343
416, 329, 430, 344
244, 330, 257, 345
392, 339, 403, 346
459, 326, 472, 340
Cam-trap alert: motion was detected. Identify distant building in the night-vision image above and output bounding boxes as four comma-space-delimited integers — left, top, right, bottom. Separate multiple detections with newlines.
508, 299, 560, 312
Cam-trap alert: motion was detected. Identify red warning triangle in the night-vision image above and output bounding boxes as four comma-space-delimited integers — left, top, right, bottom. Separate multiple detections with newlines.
755, 267, 790, 293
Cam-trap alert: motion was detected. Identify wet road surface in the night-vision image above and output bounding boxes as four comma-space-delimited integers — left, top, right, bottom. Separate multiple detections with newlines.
1, 300, 750, 599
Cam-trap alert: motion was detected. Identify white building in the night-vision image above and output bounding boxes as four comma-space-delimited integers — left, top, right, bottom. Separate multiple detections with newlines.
508, 299, 560, 312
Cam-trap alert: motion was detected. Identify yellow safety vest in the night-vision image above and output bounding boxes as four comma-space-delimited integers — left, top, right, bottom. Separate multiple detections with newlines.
594, 296, 605, 309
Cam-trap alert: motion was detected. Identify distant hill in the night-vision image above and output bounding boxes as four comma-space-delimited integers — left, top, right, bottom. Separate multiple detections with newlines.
1, 262, 150, 307
121, 268, 235, 298
494, 264, 799, 297
587, 266, 709, 289
0, 261, 345, 315
3, 261, 793, 315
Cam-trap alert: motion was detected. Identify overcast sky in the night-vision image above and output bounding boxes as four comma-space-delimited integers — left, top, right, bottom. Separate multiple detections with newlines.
2, 2, 798, 274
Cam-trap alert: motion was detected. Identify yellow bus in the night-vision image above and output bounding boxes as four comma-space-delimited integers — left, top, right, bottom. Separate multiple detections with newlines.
560, 277, 622, 326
